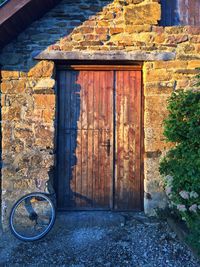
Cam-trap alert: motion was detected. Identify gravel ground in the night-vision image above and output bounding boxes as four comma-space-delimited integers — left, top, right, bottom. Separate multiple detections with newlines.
0, 212, 199, 267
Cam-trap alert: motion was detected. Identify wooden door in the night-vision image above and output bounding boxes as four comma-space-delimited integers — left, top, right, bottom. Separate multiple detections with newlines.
57, 66, 142, 211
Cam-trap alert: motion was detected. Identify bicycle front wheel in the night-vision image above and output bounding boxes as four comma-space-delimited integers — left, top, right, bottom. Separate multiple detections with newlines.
9, 192, 56, 241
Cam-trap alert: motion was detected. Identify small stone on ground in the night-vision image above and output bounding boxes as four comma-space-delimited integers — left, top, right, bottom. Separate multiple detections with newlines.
0, 212, 199, 267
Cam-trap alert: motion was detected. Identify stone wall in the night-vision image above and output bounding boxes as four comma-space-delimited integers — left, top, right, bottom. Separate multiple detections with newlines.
0, 0, 200, 225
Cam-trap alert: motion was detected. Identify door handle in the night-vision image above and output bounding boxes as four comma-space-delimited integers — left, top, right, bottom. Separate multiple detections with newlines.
101, 139, 111, 156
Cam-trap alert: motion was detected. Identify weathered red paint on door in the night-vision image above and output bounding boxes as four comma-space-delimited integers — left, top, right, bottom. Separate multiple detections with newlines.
57, 66, 142, 210
115, 70, 142, 210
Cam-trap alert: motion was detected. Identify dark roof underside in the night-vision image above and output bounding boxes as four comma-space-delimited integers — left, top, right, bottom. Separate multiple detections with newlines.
0, 0, 61, 49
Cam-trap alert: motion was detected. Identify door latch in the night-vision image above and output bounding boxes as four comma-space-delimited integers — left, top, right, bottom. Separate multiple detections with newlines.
101, 139, 111, 156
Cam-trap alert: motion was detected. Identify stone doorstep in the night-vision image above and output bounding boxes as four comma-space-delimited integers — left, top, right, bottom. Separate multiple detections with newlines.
167, 217, 200, 260
54, 211, 158, 230
55, 211, 126, 229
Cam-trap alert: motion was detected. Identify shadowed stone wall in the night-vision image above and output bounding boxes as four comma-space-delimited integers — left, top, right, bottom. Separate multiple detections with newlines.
0, 0, 200, 226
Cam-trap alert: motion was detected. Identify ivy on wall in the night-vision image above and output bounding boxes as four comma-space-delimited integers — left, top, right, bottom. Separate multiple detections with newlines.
160, 89, 200, 255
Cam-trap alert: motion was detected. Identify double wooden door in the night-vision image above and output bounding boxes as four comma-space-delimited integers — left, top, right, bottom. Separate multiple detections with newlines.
57, 66, 142, 211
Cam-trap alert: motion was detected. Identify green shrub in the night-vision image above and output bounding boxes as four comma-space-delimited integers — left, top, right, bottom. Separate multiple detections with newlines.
159, 89, 200, 255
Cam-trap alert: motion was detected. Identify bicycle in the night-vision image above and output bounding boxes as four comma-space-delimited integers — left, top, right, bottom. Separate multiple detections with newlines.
9, 192, 56, 241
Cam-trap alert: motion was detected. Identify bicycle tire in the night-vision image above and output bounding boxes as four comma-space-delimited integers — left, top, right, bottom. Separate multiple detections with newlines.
9, 192, 56, 241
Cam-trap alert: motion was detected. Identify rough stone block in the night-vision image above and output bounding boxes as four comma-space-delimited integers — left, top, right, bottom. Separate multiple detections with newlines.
95, 27, 109, 34
1, 79, 27, 94
72, 33, 84, 41
2, 106, 21, 121
33, 78, 55, 90
144, 156, 160, 179
154, 60, 188, 69
185, 26, 200, 35
34, 125, 54, 148
144, 192, 167, 216
144, 82, 174, 96
2, 122, 13, 138
166, 34, 188, 45
124, 3, 161, 25
190, 35, 200, 44
145, 126, 174, 152
28, 61, 54, 78
125, 25, 151, 33
42, 109, 55, 123
187, 60, 200, 69
164, 26, 186, 34
144, 70, 172, 83
144, 95, 169, 127
1, 81, 12, 93
110, 27, 124, 35
34, 94, 55, 108
126, 0, 144, 3
1, 71, 20, 80
144, 127, 168, 152
154, 33, 166, 44
24, 109, 43, 123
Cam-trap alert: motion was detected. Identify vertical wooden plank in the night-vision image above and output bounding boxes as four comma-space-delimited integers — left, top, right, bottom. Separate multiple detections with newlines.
129, 71, 136, 184
180, 0, 188, 25
74, 71, 83, 207
134, 70, 142, 210
87, 72, 94, 205
81, 71, 88, 130
87, 129, 94, 205
73, 72, 81, 207
80, 129, 88, 207
98, 71, 104, 206
133, 71, 142, 209
64, 71, 71, 129
88, 71, 94, 130
80, 71, 88, 206
195, 0, 198, 25
65, 71, 73, 207
83, 70, 113, 208
57, 71, 65, 208
74, 129, 82, 207
124, 71, 130, 208
115, 70, 142, 210
70, 71, 79, 205
102, 71, 114, 207
105, 71, 114, 207
192, 0, 200, 25
127, 71, 134, 209
115, 70, 124, 209
93, 71, 100, 206
57, 71, 72, 208
93, 129, 99, 207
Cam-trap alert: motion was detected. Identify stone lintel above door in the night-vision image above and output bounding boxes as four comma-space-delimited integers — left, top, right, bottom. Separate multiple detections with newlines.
33, 50, 176, 62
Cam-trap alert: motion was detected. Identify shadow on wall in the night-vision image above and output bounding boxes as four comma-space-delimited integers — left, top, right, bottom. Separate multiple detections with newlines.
56, 70, 111, 209
0, 0, 114, 212
159, 0, 180, 26
56, 70, 96, 208
160, 0, 200, 26
0, 69, 2, 221
0, 0, 113, 71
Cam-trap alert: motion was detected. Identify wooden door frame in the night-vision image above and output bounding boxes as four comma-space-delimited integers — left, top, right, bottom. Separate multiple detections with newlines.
55, 62, 144, 211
